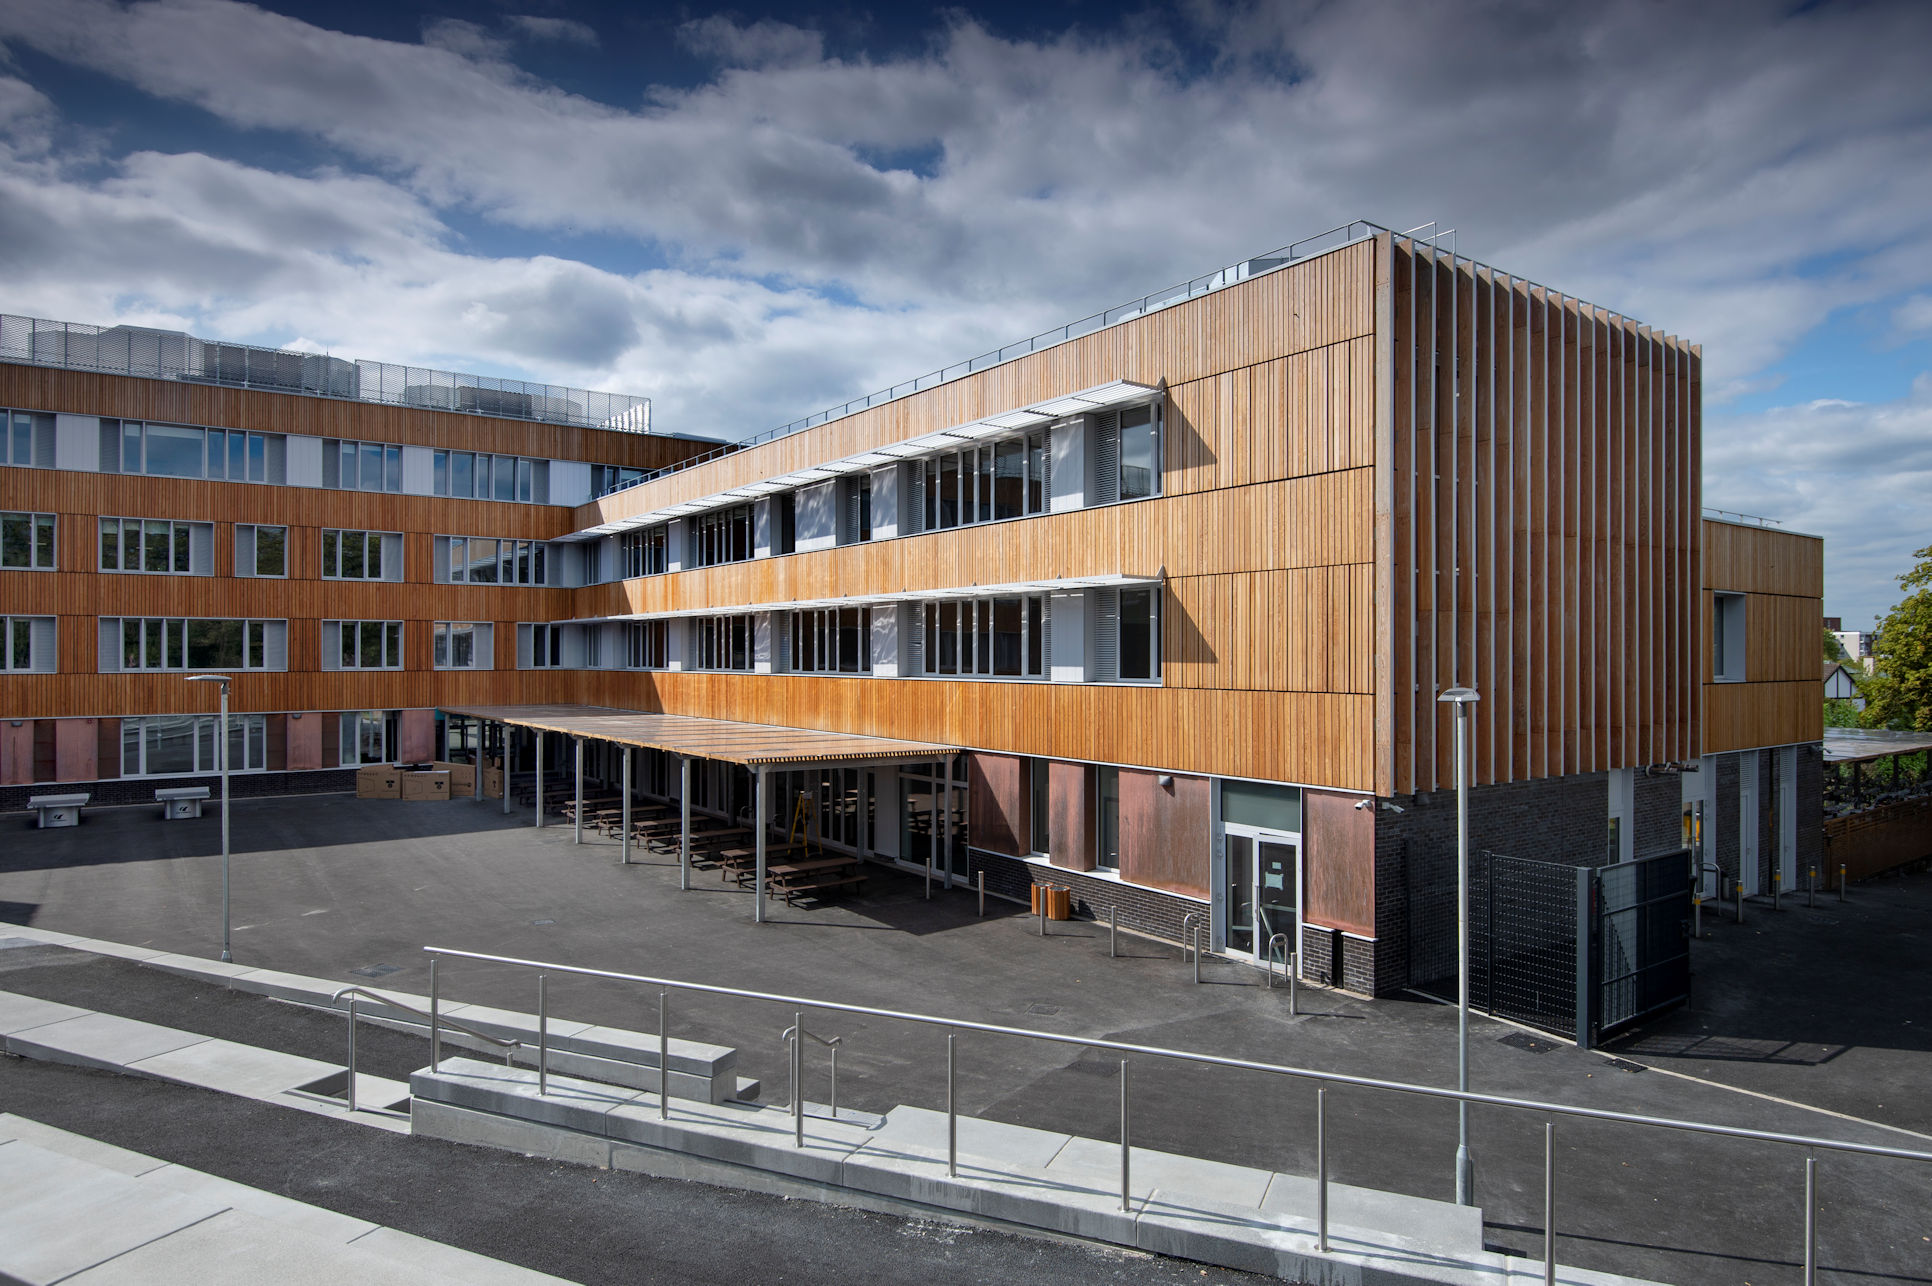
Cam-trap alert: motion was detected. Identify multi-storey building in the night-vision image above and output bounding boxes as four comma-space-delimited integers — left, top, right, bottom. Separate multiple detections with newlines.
0, 224, 1822, 1005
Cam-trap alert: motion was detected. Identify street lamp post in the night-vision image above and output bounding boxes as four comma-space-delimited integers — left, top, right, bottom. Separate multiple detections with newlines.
185, 674, 234, 962
1438, 685, 1480, 1207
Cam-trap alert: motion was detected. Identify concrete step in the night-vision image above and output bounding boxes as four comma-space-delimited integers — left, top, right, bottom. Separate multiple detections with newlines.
410, 1058, 1660, 1286
0, 1113, 575, 1285
0, 988, 411, 1130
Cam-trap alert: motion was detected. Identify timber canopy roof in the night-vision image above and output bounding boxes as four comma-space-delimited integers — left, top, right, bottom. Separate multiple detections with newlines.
440, 704, 960, 768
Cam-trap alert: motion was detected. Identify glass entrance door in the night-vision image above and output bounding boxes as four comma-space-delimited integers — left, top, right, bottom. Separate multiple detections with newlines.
1227, 835, 1256, 953
1224, 829, 1301, 961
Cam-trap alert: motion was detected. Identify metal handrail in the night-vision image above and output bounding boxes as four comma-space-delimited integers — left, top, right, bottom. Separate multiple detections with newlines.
330, 984, 521, 1113
426, 945, 1932, 1283
782, 1020, 842, 1125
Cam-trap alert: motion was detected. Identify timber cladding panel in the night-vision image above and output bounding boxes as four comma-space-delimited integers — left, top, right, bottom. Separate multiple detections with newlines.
1700, 518, 1824, 754
0, 363, 708, 469
1382, 239, 1703, 797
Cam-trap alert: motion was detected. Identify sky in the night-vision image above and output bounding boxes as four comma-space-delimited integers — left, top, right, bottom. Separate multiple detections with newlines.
0, 0, 1927, 628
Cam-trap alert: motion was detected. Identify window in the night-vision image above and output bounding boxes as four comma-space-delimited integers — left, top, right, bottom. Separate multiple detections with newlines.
101, 618, 284, 672
582, 541, 602, 585
322, 529, 402, 580
620, 527, 667, 578
529, 622, 563, 668
920, 596, 1047, 678
340, 711, 394, 766
1118, 405, 1159, 500
1029, 757, 1050, 856
234, 524, 286, 577
789, 607, 871, 674
691, 614, 753, 671
624, 620, 668, 668
921, 430, 1051, 533
97, 518, 211, 575
433, 622, 493, 669
324, 438, 403, 493
3, 409, 53, 468
1118, 588, 1159, 681
2, 512, 55, 570
324, 621, 403, 670
439, 535, 548, 585
689, 504, 752, 568
1095, 766, 1120, 870
432, 450, 548, 503
103, 421, 281, 482
4, 616, 54, 672
121, 714, 267, 776
1712, 592, 1746, 682
592, 464, 645, 498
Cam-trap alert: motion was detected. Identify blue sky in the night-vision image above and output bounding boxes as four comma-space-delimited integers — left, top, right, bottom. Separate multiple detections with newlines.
0, 0, 1927, 627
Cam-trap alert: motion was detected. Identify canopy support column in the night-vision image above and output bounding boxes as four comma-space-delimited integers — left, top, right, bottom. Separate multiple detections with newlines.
502, 725, 512, 815
573, 738, 584, 844
621, 746, 633, 866
534, 732, 544, 828
471, 718, 483, 801
680, 755, 692, 891
755, 766, 769, 924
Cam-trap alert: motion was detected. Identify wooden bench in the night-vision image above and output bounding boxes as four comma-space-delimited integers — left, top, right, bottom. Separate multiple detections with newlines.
27, 793, 89, 828
155, 785, 211, 820
771, 859, 868, 905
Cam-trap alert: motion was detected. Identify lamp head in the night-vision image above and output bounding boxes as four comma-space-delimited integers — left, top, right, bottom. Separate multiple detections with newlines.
184, 673, 232, 691
1438, 686, 1479, 705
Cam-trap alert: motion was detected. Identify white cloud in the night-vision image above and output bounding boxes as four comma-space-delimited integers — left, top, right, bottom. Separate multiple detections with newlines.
678, 16, 823, 69
1896, 294, 1932, 337
508, 15, 598, 48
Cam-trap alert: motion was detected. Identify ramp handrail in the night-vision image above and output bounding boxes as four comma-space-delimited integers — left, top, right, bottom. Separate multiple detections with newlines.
331, 983, 521, 1113
425, 944, 1932, 1286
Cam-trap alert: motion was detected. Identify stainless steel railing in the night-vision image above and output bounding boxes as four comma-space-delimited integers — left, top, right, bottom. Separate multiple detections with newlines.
330, 982, 521, 1113
781, 1016, 842, 1144
423, 944, 1932, 1285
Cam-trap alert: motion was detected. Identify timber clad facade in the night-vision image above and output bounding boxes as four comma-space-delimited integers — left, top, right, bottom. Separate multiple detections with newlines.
0, 229, 1824, 996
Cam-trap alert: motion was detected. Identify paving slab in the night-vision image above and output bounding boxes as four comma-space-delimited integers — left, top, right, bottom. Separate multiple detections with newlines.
0, 1141, 228, 1284
5, 1010, 211, 1069
868, 1103, 1073, 1170
0, 1113, 171, 1177
138, 1164, 382, 1244
1261, 1170, 1486, 1258
1050, 1133, 1272, 1207
345, 1226, 579, 1286
131, 1036, 340, 1099
0, 989, 91, 1037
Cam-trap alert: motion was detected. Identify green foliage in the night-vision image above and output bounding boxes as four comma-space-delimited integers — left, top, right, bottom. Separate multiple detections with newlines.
1823, 628, 1851, 664
1860, 543, 1932, 732
1824, 697, 1863, 727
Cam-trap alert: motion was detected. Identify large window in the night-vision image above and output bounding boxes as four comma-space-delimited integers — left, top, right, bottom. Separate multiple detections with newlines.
433, 621, 493, 669
433, 450, 548, 504
3, 409, 53, 468
624, 620, 668, 668
620, 527, 667, 578
691, 614, 753, 671
340, 711, 394, 766
2, 512, 55, 570
1117, 587, 1159, 681
1117, 405, 1159, 501
1713, 592, 1746, 682
529, 622, 562, 668
1095, 765, 1120, 870
104, 421, 281, 482
439, 535, 548, 585
322, 529, 402, 580
1029, 757, 1050, 856
789, 607, 871, 674
689, 504, 752, 568
324, 620, 403, 670
103, 618, 284, 672
98, 518, 210, 575
922, 430, 1050, 532
592, 464, 645, 498
921, 595, 1046, 678
122, 714, 267, 777
324, 438, 402, 493
4, 616, 54, 672
234, 524, 286, 577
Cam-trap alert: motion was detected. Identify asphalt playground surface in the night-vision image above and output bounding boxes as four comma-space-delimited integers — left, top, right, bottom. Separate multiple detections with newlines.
3, 791, 1929, 1285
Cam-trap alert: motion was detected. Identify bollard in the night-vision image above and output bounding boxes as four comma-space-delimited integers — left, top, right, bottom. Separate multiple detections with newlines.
1773, 868, 1782, 910
1110, 906, 1118, 958
346, 996, 358, 1114
1808, 866, 1817, 909
977, 870, 986, 917
1737, 876, 1745, 924
946, 1032, 958, 1178
1839, 864, 1847, 902
1289, 953, 1299, 1017
1693, 893, 1702, 939
1039, 896, 1048, 937
1192, 924, 1202, 985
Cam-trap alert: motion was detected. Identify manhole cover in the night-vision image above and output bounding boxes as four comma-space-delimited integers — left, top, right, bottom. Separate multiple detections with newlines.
1025, 1003, 1060, 1016
1499, 1031, 1560, 1054
531, 919, 555, 926
1601, 1056, 1647, 1073
350, 964, 400, 979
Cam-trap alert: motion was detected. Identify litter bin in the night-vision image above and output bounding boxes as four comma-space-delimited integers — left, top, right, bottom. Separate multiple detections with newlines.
1045, 885, 1072, 921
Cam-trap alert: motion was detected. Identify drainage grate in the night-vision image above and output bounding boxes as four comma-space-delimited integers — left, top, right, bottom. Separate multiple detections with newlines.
1499, 1030, 1561, 1054
350, 963, 400, 979
1600, 1056, 1647, 1074
1024, 1003, 1060, 1016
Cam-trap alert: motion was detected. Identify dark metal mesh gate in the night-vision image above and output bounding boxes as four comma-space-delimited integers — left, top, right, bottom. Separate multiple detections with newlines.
1593, 849, 1693, 1040
1474, 851, 1582, 1037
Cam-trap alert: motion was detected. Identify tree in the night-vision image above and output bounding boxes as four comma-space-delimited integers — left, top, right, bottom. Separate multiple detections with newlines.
1823, 628, 1851, 664
1860, 543, 1932, 732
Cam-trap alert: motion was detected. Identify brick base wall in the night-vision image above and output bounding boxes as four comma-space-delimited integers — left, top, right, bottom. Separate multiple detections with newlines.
966, 849, 1203, 945
3, 769, 357, 813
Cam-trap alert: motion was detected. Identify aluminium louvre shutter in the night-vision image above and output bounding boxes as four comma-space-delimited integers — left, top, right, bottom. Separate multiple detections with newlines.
264, 434, 286, 484
234, 525, 255, 577
31, 416, 54, 469
263, 621, 288, 671
903, 461, 926, 535
29, 617, 56, 673
903, 602, 923, 675
190, 523, 214, 575
516, 624, 533, 670
1039, 600, 1051, 672
1091, 588, 1120, 682
320, 441, 340, 489
773, 611, 790, 672
382, 532, 404, 581
98, 618, 120, 673
319, 622, 340, 671
476, 623, 495, 670
98, 422, 121, 474
1089, 412, 1121, 506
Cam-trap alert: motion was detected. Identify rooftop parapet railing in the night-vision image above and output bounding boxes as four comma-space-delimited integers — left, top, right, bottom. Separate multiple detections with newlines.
596, 219, 1390, 498
1702, 507, 1785, 528
0, 314, 655, 434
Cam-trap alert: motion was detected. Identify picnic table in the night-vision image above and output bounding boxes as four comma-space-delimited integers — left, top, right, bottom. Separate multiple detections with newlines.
765, 855, 868, 905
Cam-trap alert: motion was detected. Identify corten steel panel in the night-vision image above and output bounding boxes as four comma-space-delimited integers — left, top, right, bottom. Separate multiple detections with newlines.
1382, 241, 1703, 794
398, 708, 436, 762
52, 716, 95, 782
265, 713, 287, 770
966, 751, 1027, 857
1048, 759, 1096, 873
1, 721, 34, 785
286, 712, 321, 770
95, 716, 120, 778
1118, 767, 1210, 899
0, 364, 708, 470
1303, 787, 1374, 936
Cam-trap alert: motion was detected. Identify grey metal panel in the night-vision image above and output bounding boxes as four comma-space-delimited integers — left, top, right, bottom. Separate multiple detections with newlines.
264, 433, 287, 484
476, 622, 495, 670
53, 414, 100, 472
189, 522, 214, 575
29, 616, 56, 672
98, 617, 119, 673
285, 434, 323, 488
320, 621, 341, 671
234, 524, 255, 577
263, 620, 288, 671
401, 445, 435, 495
382, 532, 405, 582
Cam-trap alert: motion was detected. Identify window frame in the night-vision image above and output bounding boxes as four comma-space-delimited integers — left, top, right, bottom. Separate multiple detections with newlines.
3, 615, 53, 672
1, 511, 56, 571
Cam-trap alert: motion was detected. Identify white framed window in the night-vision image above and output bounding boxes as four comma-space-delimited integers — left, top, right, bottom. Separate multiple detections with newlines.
3, 409, 54, 468
322, 529, 403, 580
2, 512, 55, 570
432, 450, 548, 503
340, 711, 394, 766
98, 518, 213, 575
919, 429, 1051, 532
689, 505, 752, 568
4, 616, 55, 672
620, 527, 667, 578
99, 618, 285, 672
527, 622, 563, 668
691, 614, 753, 671
103, 421, 282, 482
432, 621, 494, 670
1712, 592, 1746, 683
234, 524, 286, 577
323, 620, 403, 670
437, 535, 548, 585
624, 620, 668, 668
920, 595, 1048, 678
788, 607, 872, 674
122, 714, 267, 776
323, 438, 403, 492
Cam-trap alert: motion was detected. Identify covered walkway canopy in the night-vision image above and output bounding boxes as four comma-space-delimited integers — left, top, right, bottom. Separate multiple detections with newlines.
439, 703, 959, 767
